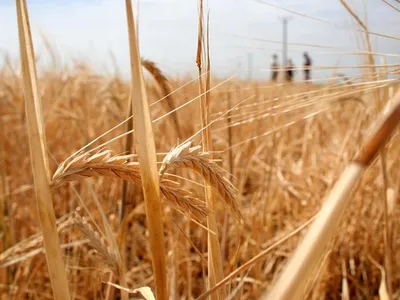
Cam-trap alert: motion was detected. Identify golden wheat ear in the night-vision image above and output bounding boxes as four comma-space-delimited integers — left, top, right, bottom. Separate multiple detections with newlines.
160, 141, 242, 220
72, 211, 119, 275
51, 149, 210, 220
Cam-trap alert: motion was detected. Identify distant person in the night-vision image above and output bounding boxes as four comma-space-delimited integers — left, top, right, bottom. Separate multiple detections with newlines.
303, 52, 312, 81
271, 54, 279, 82
285, 59, 295, 82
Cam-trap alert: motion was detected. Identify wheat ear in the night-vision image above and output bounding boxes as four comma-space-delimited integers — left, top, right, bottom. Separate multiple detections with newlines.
160, 141, 242, 220
51, 150, 210, 220
72, 211, 119, 275
141, 58, 182, 138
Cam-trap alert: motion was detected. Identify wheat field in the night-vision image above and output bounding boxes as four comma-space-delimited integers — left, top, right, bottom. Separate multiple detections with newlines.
1, 0, 400, 299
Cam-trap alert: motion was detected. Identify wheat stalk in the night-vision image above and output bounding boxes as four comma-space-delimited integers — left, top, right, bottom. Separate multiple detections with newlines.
120, 59, 181, 222
196, 2, 225, 299
15, 1, 71, 299
262, 90, 400, 300
51, 150, 210, 220
124, 1, 168, 297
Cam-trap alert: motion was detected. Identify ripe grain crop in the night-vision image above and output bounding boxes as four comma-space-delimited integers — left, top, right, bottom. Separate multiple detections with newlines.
1, 0, 400, 299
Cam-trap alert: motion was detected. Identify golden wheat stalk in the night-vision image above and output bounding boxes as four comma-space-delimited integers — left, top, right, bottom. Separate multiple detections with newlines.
262, 91, 400, 300
195, 2, 225, 299
125, 1, 169, 297
51, 150, 210, 220
120, 91, 134, 224
15, 1, 71, 299
160, 141, 242, 220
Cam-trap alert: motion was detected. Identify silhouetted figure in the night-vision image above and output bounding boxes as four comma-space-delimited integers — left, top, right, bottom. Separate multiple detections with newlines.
303, 52, 312, 81
285, 59, 295, 82
271, 54, 279, 82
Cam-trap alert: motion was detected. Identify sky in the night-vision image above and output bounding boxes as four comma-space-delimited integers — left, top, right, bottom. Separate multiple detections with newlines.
0, 0, 399, 80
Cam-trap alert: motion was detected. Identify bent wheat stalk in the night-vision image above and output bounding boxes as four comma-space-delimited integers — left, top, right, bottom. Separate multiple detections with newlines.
262, 90, 400, 300
141, 59, 182, 138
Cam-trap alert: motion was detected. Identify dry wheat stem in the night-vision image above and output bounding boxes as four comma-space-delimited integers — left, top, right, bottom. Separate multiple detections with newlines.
120, 90, 133, 223
262, 91, 400, 300
196, 213, 319, 300
125, 0, 168, 297
16, 1, 71, 299
379, 150, 393, 298
196, 2, 225, 299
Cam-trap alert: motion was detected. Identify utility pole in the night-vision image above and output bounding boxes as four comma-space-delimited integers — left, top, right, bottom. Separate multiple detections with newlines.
281, 16, 292, 69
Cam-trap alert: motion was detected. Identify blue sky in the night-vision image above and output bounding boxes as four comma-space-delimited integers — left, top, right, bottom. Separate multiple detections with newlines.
0, 0, 399, 80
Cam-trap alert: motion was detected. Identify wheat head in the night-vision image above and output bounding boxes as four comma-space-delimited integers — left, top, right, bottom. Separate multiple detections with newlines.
51, 150, 210, 220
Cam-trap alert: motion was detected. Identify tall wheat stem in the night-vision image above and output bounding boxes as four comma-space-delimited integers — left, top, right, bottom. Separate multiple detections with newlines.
339, 2, 392, 295
262, 91, 400, 300
196, 2, 225, 299
124, 1, 168, 298
15, 0, 70, 299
